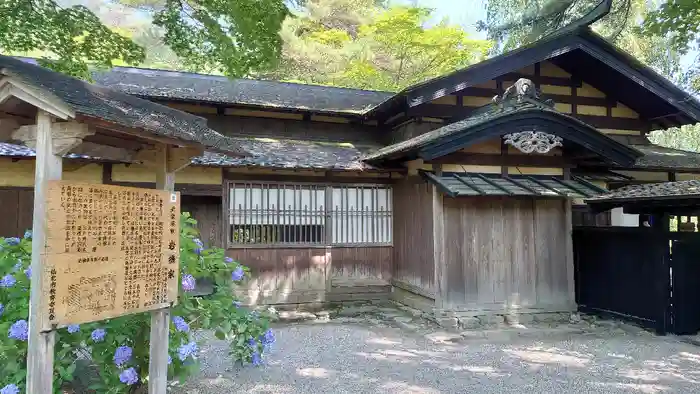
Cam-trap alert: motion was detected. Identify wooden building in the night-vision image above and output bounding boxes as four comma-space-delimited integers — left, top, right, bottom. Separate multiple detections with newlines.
3, 27, 700, 326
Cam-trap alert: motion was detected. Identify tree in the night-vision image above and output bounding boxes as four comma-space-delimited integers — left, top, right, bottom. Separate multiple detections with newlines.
264, 2, 492, 92
0, 0, 289, 79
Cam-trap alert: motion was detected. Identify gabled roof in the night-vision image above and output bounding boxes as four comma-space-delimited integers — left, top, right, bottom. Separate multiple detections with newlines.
0, 55, 244, 155
363, 97, 642, 166
366, 28, 700, 128
92, 66, 392, 116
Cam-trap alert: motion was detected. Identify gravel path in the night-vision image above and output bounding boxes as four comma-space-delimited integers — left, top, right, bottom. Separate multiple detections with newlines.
175, 321, 700, 394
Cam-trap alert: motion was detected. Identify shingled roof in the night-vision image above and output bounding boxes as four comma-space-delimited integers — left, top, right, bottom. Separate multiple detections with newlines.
630, 144, 700, 171
92, 67, 392, 115
1, 55, 244, 155
587, 180, 700, 203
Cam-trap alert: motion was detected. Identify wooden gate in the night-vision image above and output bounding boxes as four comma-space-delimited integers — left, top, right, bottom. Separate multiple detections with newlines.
573, 227, 670, 334
670, 233, 700, 335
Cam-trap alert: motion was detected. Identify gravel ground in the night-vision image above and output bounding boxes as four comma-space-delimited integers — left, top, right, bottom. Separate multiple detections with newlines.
174, 320, 700, 394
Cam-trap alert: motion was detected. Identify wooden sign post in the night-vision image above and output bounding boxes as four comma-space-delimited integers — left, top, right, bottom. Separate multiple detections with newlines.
25, 112, 184, 393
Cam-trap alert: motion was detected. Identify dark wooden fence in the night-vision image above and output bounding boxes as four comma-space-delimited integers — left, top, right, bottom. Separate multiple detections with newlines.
573, 226, 669, 333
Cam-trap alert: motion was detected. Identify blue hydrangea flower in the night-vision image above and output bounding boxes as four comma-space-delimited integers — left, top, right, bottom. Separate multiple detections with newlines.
67, 324, 80, 334
0, 384, 19, 394
181, 274, 196, 292
91, 328, 106, 342
0, 274, 16, 288
247, 337, 257, 348
232, 300, 242, 308
119, 367, 139, 385
231, 267, 244, 281
168, 355, 172, 365
251, 351, 262, 366
177, 341, 198, 361
260, 329, 275, 345
5, 237, 20, 246
24, 267, 31, 280
172, 316, 189, 333
193, 238, 204, 255
23, 230, 32, 239
8, 320, 28, 341
224, 257, 233, 264
0, 303, 4, 316
114, 346, 133, 367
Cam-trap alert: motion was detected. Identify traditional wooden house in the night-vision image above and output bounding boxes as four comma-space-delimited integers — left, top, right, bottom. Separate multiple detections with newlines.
3, 26, 700, 327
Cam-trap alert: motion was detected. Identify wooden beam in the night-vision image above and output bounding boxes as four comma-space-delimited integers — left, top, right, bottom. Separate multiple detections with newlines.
0, 76, 74, 120
13, 121, 94, 155
102, 163, 113, 184
69, 141, 136, 162
149, 144, 175, 394
26, 110, 59, 394
427, 152, 574, 167
83, 132, 148, 151
168, 146, 204, 173
497, 72, 582, 87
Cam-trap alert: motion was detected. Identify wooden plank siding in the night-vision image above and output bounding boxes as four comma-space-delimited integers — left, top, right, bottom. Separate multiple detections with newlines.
0, 188, 34, 238
227, 246, 392, 305
392, 178, 435, 294
441, 197, 574, 313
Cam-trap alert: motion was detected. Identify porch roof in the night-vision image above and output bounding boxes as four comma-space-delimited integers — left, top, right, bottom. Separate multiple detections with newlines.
363, 96, 642, 166
421, 171, 607, 199
585, 180, 700, 214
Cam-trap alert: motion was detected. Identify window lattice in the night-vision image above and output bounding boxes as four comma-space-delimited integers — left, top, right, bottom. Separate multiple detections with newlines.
226, 182, 392, 246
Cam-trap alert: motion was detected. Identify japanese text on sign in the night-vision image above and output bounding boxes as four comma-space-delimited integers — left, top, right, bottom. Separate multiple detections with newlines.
41, 181, 180, 330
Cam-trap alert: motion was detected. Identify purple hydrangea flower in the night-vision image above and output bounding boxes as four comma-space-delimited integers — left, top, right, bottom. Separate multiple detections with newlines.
181, 274, 196, 292
231, 267, 245, 281
23, 230, 32, 240
0, 384, 19, 394
224, 257, 233, 264
114, 346, 133, 367
168, 355, 172, 365
119, 367, 139, 385
251, 351, 262, 366
172, 316, 189, 333
67, 324, 80, 334
24, 267, 31, 279
193, 238, 204, 255
8, 320, 28, 341
177, 341, 198, 361
91, 328, 106, 342
0, 303, 4, 316
247, 337, 257, 347
260, 329, 275, 345
5, 237, 20, 246
0, 274, 16, 288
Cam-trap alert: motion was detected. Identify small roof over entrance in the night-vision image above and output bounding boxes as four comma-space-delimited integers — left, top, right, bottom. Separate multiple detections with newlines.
363, 85, 642, 167
586, 180, 700, 214
422, 171, 606, 199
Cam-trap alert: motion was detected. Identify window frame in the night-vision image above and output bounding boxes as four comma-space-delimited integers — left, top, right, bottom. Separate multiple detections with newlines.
223, 180, 393, 249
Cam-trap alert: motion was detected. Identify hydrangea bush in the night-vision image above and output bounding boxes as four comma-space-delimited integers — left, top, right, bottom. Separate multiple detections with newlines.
0, 213, 275, 393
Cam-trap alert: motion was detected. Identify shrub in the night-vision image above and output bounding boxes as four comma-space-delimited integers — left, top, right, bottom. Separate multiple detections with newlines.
0, 213, 274, 393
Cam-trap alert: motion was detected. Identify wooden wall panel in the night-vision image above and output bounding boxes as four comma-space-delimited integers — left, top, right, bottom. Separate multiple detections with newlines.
330, 247, 392, 281
393, 179, 435, 293
0, 188, 34, 238
181, 195, 223, 248
442, 197, 571, 312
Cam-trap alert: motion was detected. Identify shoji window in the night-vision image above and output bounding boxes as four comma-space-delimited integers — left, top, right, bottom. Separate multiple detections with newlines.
226, 182, 392, 247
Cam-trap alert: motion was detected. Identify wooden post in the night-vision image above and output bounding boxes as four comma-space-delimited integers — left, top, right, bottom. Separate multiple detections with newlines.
564, 200, 576, 308
432, 186, 446, 309
27, 111, 61, 393
149, 144, 174, 394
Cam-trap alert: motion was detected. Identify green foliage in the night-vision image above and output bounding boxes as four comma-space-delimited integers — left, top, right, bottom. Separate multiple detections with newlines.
264, 2, 491, 92
0, 213, 274, 393
1, 0, 289, 79
0, 0, 145, 80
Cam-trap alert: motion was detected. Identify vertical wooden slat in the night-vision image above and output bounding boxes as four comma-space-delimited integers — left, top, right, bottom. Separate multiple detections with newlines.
27, 111, 60, 394
565, 200, 576, 307
149, 144, 174, 394
432, 186, 446, 308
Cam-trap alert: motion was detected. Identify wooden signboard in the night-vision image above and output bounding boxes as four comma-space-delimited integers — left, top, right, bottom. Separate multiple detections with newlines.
40, 181, 180, 330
